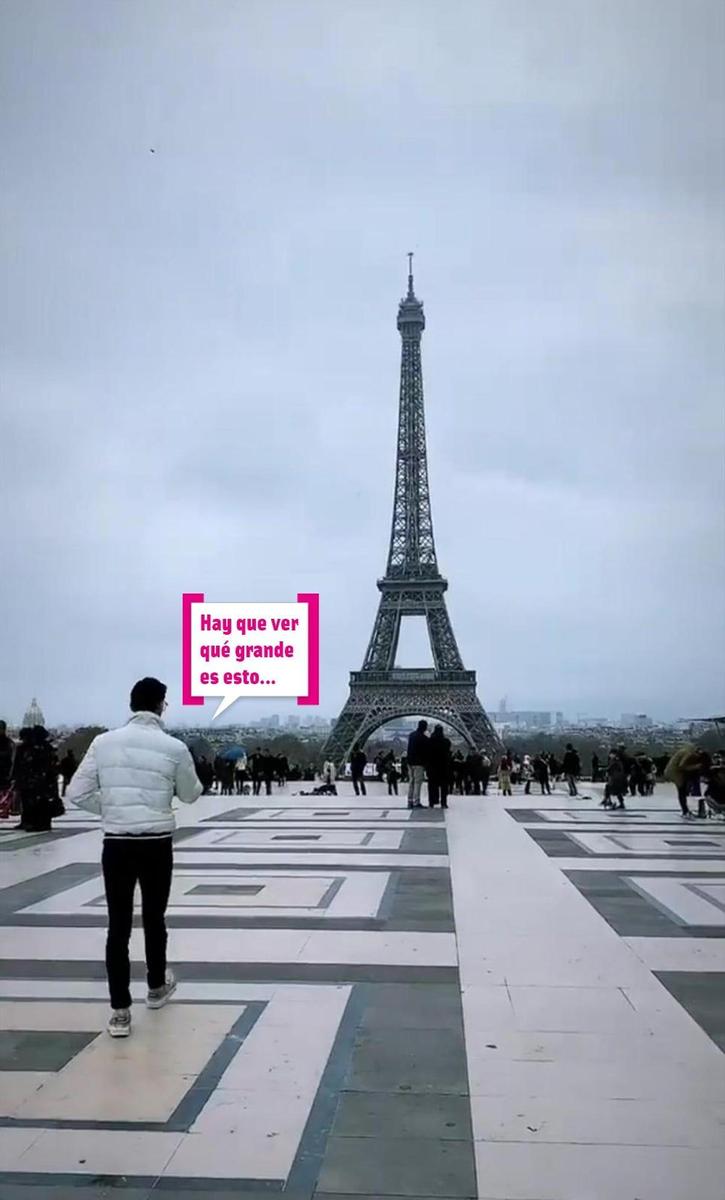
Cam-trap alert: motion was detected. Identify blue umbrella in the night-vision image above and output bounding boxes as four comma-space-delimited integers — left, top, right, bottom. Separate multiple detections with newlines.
220, 745, 247, 761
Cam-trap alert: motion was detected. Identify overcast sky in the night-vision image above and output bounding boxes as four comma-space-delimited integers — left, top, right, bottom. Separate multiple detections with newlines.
1, 0, 723, 731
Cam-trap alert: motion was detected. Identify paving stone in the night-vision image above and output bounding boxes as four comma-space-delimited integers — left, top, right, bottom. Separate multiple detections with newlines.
153, 1189, 289, 1198
361, 983, 464, 1031
331, 1091, 472, 1140
0, 1188, 153, 1199
656, 971, 725, 1048
317, 1135, 477, 1196
0, 1029, 96, 1071
345, 1027, 469, 1094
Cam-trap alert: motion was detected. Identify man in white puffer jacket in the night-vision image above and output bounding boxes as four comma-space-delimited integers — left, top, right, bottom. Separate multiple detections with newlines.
66, 677, 202, 1037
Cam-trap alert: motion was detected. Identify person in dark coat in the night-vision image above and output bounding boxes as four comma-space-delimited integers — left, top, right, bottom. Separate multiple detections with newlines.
468, 751, 484, 795
59, 749, 78, 796
13, 726, 60, 831
383, 752, 400, 796
427, 725, 452, 809
603, 749, 627, 809
248, 747, 264, 796
562, 744, 580, 797
262, 750, 275, 796
533, 752, 551, 796
350, 746, 367, 796
197, 756, 215, 794
591, 753, 600, 783
0, 721, 15, 784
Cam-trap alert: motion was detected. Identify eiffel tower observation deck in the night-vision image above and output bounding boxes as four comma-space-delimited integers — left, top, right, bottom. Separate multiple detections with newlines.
323, 259, 500, 767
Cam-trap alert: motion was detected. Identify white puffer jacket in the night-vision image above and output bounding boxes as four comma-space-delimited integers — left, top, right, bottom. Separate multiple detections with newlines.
66, 712, 202, 834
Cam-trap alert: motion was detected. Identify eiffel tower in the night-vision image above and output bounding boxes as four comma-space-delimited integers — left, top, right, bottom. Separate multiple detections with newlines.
323, 257, 500, 767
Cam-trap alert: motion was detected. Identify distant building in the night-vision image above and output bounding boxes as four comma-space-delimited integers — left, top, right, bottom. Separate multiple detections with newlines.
621, 713, 653, 730
495, 711, 556, 731
22, 697, 45, 727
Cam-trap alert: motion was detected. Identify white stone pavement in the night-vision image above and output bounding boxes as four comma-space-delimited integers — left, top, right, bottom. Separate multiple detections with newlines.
0, 779, 724, 1197
447, 785, 725, 1199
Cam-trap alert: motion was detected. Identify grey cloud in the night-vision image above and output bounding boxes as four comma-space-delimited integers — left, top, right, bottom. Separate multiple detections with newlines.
1, 0, 723, 729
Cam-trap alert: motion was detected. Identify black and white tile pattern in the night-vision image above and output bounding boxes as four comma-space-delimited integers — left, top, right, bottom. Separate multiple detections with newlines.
0, 789, 476, 1198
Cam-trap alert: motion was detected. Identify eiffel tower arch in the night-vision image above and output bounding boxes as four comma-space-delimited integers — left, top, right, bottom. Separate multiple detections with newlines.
323, 258, 501, 768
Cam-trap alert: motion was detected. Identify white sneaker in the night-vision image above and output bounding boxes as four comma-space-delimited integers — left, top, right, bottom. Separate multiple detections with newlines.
147, 968, 177, 1009
108, 1008, 131, 1037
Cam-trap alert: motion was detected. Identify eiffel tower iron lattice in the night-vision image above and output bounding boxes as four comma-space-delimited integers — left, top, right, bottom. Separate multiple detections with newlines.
323, 259, 501, 768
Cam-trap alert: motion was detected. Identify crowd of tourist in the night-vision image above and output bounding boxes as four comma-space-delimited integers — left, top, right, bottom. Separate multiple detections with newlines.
1, 714, 724, 830
343, 730, 725, 818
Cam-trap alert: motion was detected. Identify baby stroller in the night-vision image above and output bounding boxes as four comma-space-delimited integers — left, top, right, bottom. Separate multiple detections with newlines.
703, 764, 725, 819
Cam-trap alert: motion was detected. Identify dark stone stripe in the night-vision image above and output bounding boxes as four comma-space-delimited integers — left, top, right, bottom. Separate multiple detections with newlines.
0, 863, 101, 915
285, 984, 368, 1195
655, 971, 725, 1053
564, 869, 725, 938
0, 960, 458, 984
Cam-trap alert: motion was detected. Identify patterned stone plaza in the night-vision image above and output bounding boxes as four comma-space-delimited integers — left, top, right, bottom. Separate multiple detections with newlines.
0, 779, 724, 1199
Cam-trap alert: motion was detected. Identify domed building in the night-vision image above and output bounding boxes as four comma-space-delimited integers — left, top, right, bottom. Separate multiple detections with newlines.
22, 697, 45, 728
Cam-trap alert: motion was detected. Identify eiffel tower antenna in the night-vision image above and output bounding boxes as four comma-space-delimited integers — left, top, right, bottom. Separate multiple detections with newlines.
323, 261, 500, 766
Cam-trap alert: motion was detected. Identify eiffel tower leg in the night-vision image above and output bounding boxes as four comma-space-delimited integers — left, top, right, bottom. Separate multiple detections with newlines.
322, 695, 379, 771
450, 694, 501, 757
323, 681, 501, 772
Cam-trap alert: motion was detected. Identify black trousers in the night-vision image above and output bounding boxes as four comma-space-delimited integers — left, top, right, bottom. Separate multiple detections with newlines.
677, 782, 691, 814
352, 776, 366, 796
428, 773, 449, 807
102, 836, 173, 1010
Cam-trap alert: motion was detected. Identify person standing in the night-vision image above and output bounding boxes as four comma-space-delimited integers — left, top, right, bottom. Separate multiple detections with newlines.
603, 749, 627, 809
13, 726, 60, 831
427, 724, 452, 809
234, 757, 247, 795
262, 749, 275, 797
384, 753, 400, 796
521, 754, 533, 795
480, 752, 492, 796
0, 720, 16, 792
406, 720, 429, 809
591, 752, 600, 783
249, 747, 264, 796
533, 752, 551, 796
548, 753, 561, 786
66, 677, 202, 1039
59, 748, 78, 796
322, 759, 338, 795
278, 755, 289, 788
664, 744, 706, 819
562, 743, 580, 797
350, 746, 367, 796
498, 752, 513, 797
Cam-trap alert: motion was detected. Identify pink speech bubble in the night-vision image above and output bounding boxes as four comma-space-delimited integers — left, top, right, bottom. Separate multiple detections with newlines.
181, 592, 319, 711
